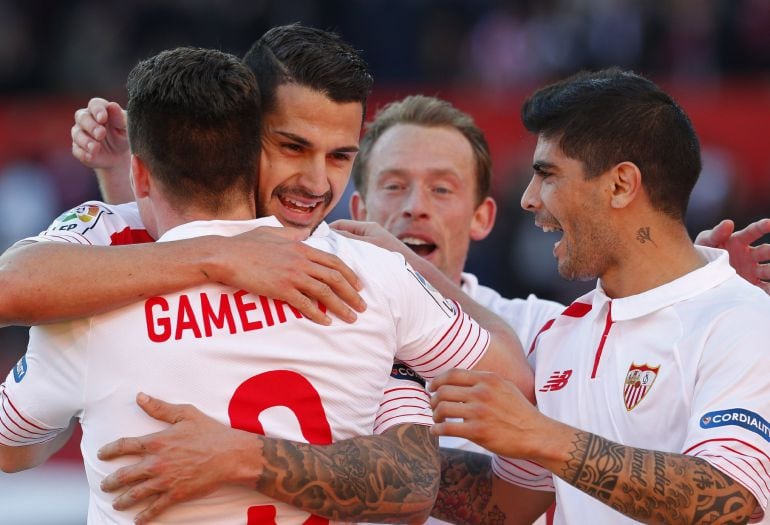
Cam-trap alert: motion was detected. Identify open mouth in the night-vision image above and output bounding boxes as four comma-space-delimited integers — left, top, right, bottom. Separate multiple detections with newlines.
278, 195, 322, 213
400, 236, 437, 257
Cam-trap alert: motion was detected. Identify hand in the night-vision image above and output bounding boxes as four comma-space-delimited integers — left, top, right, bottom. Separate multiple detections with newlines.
430, 369, 558, 460
695, 218, 770, 293
98, 393, 261, 525
71, 97, 129, 169
211, 225, 367, 325
330, 219, 413, 258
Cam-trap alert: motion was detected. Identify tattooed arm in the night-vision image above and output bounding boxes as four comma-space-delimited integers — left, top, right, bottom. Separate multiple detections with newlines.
557, 431, 754, 525
432, 447, 553, 525
97, 394, 439, 525
430, 369, 757, 525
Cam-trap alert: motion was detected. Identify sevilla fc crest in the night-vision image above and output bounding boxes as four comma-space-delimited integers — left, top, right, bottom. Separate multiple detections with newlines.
623, 363, 660, 411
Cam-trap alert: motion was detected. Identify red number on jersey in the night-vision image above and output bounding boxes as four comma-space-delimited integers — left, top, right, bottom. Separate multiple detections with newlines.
229, 370, 333, 525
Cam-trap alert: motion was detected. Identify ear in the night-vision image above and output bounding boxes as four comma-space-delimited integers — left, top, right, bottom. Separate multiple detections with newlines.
609, 162, 642, 209
130, 155, 152, 199
469, 196, 497, 241
349, 191, 367, 221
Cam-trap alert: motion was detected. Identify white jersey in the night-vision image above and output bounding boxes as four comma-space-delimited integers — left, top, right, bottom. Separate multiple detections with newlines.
493, 247, 770, 524
1, 213, 490, 525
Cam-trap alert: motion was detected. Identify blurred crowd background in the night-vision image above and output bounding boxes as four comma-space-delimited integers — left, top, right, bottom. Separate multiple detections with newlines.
0, 1, 769, 522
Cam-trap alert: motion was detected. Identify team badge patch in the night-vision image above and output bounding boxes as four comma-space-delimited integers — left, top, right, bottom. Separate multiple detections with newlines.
13, 356, 27, 383
623, 363, 659, 411
405, 263, 457, 317
51, 204, 112, 235
700, 409, 770, 442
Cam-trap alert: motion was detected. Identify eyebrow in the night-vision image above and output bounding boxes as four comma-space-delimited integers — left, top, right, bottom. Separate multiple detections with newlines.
275, 130, 360, 154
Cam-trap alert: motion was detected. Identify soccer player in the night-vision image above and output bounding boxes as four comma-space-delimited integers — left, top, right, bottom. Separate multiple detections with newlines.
0, 25, 530, 524
334, 93, 770, 525
0, 45, 498, 524
430, 68, 770, 524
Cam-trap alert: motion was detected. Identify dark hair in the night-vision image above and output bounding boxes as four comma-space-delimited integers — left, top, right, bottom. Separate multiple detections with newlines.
242, 23, 373, 119
352, 95, 492, 206
521, 68, 701, 220
126, 47, 261, 212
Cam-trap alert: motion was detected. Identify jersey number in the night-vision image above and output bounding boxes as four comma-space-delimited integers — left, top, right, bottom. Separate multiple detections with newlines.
229, 370, 332, 525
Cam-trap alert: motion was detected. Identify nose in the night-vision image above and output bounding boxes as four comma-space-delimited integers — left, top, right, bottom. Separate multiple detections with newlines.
520, 175, 541, 212
297, 154, 331, 196
402, 186, 431, 218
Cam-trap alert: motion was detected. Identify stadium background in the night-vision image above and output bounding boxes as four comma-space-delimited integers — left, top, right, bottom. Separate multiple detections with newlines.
0, 0, 768, 522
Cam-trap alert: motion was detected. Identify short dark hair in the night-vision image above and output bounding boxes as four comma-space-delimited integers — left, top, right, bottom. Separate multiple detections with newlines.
521, 68, 701, 220
126, 47, 261, 212
352, 95, 492, 206
242, 23, 373, 119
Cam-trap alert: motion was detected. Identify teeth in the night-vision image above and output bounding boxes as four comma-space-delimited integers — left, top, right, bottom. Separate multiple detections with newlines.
401, 237, 430, 245
540, 225, 562, 233
284, 198, 317, 211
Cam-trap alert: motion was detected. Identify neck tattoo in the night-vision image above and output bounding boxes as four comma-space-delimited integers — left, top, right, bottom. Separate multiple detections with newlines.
635, 226, 657, 247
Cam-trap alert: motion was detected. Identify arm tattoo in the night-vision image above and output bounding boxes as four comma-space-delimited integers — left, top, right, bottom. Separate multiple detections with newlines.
254, 423, 439, 523
561, 431, 755, 524
431, 448, 506, 525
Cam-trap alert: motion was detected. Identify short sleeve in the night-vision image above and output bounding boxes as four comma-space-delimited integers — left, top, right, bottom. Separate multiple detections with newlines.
682, 309, 770, 520
0, 322, 88, 446
389, 262, 490, 380
373, 361, 432, 434
492, 455, 555, 492
23, 201, 153, 246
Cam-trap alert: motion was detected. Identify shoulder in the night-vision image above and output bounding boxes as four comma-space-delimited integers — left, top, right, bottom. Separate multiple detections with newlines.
38, 200, 152, 246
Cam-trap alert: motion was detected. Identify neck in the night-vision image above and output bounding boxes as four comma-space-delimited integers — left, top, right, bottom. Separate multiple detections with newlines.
152, 198, 256, 238
599, 217, 706, 299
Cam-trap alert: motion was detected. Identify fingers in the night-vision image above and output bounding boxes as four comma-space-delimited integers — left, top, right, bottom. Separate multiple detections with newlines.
111, 479, 164, 511
429, 368, 484, 391
695, 219, 733, 248
734, 218, 770, 246
134, 493, 174, 525
105, 101, 128, 131
98, 436, 148, 460
101, 461, 153, 493
752, 244, 770, 264
87, 97, 111, 124
136, 393, 191, 424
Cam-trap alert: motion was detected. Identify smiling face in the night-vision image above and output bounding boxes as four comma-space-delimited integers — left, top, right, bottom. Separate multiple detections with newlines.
351, 123, 495, 283
257, 83, 364, 230
520, 134, 619, 281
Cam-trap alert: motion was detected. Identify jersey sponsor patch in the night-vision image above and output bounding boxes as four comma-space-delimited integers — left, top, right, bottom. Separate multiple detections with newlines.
13, 356, 27, 383
390, 361, 426, 387
700, 408, 770, 442
404, 263, 456, 317
623, 363, 659, 411
50, 203, 113, 235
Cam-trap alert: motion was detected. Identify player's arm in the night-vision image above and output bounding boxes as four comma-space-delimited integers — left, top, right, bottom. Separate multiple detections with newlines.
332, 220, 534, 401
97, 394, 439, 525
695, 218, 770, 294
432, 447, 553, 525
0, 419, 76, 473
0, 226, 365, 328
431, 369, 757, 524
71, 98, 133, 204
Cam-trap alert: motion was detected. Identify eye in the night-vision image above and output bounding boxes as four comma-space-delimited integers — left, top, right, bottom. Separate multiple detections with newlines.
433, 186, 452, 195
382, 182, 404, 191
330, 152, 352, 163
281, 142, 304, 153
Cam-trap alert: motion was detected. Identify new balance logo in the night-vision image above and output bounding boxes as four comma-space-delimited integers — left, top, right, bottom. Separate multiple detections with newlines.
539, 370, 573, 392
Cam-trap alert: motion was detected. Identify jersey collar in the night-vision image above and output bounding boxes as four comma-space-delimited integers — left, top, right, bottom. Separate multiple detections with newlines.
594, 246, 735, 321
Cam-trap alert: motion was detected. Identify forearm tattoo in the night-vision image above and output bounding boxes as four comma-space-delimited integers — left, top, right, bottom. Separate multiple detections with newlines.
431, 448, 505, 525
254, 424, 440, 522
562, 431, 754, 524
